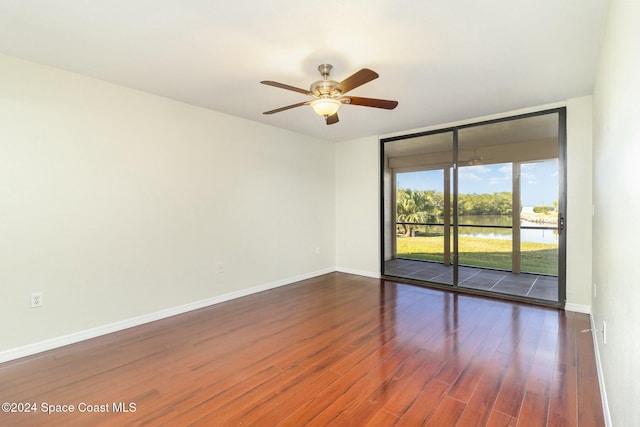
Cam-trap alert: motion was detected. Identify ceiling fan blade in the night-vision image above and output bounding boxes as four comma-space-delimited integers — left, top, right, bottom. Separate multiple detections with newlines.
326, 113, 339, 125
263, 101, 308, 115
260, 81, 311, 95
334, 69, 379, 94
345, 96, 398, 110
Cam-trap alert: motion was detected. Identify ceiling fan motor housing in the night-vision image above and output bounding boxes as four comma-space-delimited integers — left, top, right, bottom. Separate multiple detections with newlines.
310, 80, 340, 98
310, 64, 342, 98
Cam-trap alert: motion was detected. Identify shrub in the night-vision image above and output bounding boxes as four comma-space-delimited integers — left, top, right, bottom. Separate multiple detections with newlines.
533, 206, 555, 213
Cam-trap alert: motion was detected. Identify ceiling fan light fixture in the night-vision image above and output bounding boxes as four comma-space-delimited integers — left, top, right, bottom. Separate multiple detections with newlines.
310, 97, 341, 117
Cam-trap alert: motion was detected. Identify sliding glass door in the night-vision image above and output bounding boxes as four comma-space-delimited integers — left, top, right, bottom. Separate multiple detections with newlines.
381, 109, 566, 306
382, 131, 454, 286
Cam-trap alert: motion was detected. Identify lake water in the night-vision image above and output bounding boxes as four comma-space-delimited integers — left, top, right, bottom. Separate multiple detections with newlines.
457, 215, 558, 245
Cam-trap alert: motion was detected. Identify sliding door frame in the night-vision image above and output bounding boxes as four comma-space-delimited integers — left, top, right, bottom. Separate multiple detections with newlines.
380, 107, 567, 307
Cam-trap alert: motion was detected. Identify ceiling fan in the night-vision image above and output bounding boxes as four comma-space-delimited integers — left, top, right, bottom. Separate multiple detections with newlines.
261, 64, 398, 125
466, 149, 484, 166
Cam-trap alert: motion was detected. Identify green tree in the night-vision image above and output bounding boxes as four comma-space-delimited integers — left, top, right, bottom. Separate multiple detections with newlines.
396, 189, 441, 236
457, 192, 512, 215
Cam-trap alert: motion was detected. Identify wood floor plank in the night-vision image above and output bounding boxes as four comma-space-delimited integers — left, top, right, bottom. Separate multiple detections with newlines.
397, 379, 450, 426
455, 349, 511, 426
365, 408, 400, 426
381, 350, 444, 417
448, 324, 505, 403
547, 312, 578, 427
188, 365, 308, 425
431, 319, 487, 386
492, 307, 545, 418
424, 396, 467, 426
486, 410, 519, 427
0, 273, 604, 426
576, 314, 606, 427
333, 348, 435, 425
279, 374, 380, 426
229, 368, 341, 426
518, 390, 550, 427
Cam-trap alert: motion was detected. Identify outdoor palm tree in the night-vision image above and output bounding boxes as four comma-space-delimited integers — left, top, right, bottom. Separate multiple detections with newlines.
396, 189, 440, 237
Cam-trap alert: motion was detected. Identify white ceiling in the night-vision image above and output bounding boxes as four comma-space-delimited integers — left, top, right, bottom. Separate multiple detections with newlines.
0, 0, 608, 142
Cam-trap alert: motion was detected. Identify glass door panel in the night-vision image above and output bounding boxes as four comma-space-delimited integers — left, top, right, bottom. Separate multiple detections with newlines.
382, 131, 454, 286
518, 159, 560, 300
457, 162, 513, 273
396, 169, 445, 263
455, 113, 561, 302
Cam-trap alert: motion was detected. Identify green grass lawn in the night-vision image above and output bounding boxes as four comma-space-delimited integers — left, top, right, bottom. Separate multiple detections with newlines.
397, 236, 558, 276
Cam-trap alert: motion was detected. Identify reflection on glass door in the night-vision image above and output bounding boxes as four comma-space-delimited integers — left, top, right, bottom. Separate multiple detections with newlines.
381, 109, 566, 306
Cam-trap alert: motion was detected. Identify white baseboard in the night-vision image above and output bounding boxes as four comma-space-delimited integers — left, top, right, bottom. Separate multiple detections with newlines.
590, 315, 612, 427
335, 266, 380, 279
0, 267, 335, 364
564, 302, 591, 314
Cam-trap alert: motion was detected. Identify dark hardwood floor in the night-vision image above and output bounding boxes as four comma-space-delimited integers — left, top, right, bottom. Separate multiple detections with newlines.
0, 273, 604, 426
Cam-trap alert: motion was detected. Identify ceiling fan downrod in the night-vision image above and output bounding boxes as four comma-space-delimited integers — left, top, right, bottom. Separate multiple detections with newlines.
311, 64, 340, 98
317, 64, 333, 79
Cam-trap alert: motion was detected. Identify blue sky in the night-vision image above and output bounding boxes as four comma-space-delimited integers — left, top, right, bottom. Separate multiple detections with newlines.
396, 160, 558, 206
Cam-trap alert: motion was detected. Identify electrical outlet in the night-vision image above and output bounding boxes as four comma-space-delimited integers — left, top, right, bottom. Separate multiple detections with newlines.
315, 246, 320, 255
30, 292, 43, 308
217, 263, 224, 273
602, 321, 607, 344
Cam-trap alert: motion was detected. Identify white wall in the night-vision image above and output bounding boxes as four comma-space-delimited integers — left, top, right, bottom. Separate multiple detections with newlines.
335, 136, 380, 277
565, 96, 593, 311
335, 102, 594, 310
592, 1, 640, 425
0, 54, 336, 355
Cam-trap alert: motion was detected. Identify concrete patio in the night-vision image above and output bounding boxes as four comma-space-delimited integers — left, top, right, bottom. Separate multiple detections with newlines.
384, 258, 558, 302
